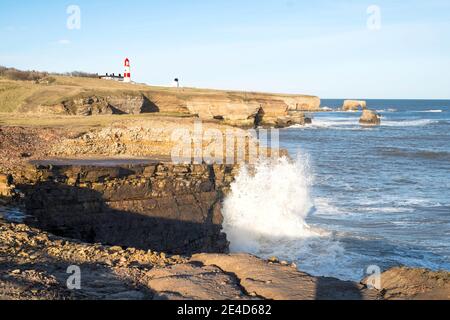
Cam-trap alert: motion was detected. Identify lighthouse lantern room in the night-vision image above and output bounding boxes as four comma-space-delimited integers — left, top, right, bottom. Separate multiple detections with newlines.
124, 58, 131, 83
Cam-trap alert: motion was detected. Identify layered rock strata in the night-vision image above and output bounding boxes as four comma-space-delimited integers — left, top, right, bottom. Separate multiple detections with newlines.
19, 161, 238, 254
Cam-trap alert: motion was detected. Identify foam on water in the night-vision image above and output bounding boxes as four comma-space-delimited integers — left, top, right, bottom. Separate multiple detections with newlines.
381, 119, 437, 127
222, 155, 355, 279
413, 110, 443, 113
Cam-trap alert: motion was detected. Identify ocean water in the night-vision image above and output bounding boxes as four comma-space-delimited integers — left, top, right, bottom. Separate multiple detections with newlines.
223, 99, 450, 281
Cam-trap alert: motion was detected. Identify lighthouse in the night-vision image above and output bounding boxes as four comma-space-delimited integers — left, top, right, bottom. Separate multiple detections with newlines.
124, 58, 131, 83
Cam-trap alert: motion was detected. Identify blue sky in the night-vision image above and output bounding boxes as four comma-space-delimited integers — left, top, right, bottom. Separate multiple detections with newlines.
1, 0, 449, 99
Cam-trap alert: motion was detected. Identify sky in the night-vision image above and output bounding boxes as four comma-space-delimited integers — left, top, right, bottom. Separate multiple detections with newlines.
0, 0, 449, 99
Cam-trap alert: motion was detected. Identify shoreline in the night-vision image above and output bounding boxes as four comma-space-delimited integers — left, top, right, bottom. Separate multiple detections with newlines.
0, 120, 449, 300
0, 88, 449, 299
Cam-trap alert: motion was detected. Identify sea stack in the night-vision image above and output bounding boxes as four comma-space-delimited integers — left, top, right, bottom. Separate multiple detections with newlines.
360, 109, 381, 126
343, 100, 367, 111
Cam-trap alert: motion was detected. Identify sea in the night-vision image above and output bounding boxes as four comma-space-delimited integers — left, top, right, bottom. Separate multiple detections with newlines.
223, 99, 450, 281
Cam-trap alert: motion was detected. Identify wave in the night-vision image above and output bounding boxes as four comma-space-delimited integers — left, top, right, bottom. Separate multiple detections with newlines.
381, 119, 437, 127
222, 155, 351, 279
291, 118, 363, 130
413, 110, 443, 113
376, 109, 398, 113
289, 117, 439, 130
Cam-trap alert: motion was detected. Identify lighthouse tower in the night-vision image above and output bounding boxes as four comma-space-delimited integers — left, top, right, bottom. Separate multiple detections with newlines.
124, 58, 131, 83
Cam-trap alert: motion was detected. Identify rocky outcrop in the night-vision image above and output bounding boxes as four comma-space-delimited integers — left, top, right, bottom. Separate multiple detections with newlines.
272, 112, 312, 128
0, 221, 380, 300
61, 94, 157, 116
185, 94, 319, 128
20, 161, 237, 255
343, 100, 367, 111
0, 221, 185, 300
191, 254, 379, 300
282, 96, 321, 112
48, 91, 320, 128
186, 96, 261, 128
364, 267, 450, 300
49, 119, 267, 164
0, 174, 14, 202
1, 220, 449, 300
360, 109, 381, 126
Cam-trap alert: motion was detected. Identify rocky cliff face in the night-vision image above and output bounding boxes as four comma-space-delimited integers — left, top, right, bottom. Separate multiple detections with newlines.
61, 94, 158, 116
19, 161, 237, 255
24, 87, 320, 128
185, 94, 318, 128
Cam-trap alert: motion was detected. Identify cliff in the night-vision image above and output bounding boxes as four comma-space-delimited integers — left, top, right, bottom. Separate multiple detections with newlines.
19, 161, 237, 254
0, 75, 320, 128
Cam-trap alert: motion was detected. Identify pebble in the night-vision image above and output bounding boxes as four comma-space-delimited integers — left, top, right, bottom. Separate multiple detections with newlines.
268, 256, 279, 263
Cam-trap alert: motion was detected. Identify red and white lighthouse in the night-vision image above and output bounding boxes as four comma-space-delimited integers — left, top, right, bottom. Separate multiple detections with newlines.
124, 58, 131, 83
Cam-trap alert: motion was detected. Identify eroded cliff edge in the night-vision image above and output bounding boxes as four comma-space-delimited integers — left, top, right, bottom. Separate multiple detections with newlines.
19, 161, 237, 255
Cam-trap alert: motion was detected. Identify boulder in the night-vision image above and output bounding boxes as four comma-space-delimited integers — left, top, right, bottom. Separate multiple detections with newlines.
359, 109, 381, 126
274, 112, 312, 128
343, 100, 367, 111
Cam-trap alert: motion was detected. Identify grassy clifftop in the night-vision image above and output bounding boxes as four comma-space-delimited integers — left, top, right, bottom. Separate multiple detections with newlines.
0, 75, 320, 114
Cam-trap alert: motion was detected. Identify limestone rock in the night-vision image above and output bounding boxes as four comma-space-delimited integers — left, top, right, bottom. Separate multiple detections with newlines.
363, 267, 450, 300
283, 96, 321, 112
61, 94, 156, 116
186, 94, 319, 128
186, 96, 261, 127
359, 109, 381, 126
343, 100, 367, 111
191, 253, 380, 300
143, 264, 247, 300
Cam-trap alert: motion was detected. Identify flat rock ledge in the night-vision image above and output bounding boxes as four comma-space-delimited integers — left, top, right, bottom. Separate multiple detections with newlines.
2, 220, 447, 300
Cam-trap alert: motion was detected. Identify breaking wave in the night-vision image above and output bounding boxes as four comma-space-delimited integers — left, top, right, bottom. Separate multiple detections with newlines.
291, 118, 438, 130
413, 110, 443, 113
222, 155, 350, 279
